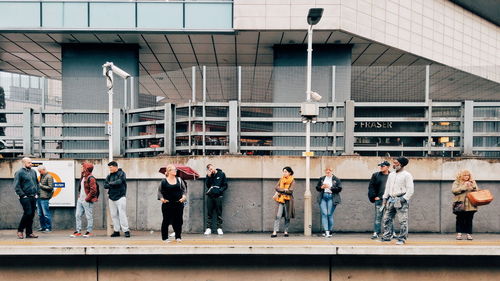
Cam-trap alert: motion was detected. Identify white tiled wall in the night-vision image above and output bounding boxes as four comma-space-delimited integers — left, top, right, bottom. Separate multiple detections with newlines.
234, 0, 500, 83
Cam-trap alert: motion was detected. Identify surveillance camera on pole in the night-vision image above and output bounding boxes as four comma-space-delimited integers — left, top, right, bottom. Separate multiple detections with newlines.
102, 61, 130, 236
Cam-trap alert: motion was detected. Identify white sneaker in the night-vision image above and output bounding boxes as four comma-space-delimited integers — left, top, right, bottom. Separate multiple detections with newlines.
163, 239, 172, 243
217, 228, 223, 235
176, 238, 182, 242
204, 228, 212, 235
169, 232, 176, 237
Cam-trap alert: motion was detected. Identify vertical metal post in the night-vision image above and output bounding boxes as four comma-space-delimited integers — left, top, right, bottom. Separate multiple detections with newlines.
304, 25, 313, 237
202, 65, 206, 156
188, 100, 192, 154
427, 100, 433, 155
331, 66, 336, 154
463, 100, 474, 156
164, 103, 173, 155
130, 76, 135, 109
238, 66, 242, 102
425, 65, 430, 103
124, 78, 128, 109
344, 100, 355, 155
228, 100, 238, 154
22, 108, 33, 156
192, 66, 196, 102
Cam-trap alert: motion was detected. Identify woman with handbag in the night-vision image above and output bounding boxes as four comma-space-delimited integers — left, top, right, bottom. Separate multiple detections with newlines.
271, 167, 295, 238
452, 170, 478, 240
315, 167, 342, 238
158, 164, 187, 242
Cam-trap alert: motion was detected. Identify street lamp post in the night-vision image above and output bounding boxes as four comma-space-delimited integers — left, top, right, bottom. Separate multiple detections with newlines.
102, 62, 130, 236
303, 8, 323, 237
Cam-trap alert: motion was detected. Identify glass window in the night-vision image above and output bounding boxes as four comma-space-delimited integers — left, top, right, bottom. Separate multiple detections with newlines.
185, 3, 232, 29
137, 3, 183, 29
42, 2, 88, 28
0, 2, 40, 28
89, 3, 135, 28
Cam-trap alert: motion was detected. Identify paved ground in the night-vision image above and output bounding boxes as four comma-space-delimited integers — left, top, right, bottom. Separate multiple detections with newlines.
1, 230, 500, 256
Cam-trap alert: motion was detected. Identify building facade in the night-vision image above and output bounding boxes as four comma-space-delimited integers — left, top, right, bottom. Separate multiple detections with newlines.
0, 0, 498, 158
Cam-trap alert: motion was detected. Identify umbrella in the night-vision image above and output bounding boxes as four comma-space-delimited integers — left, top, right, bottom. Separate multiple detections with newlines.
159, 164, 200, 180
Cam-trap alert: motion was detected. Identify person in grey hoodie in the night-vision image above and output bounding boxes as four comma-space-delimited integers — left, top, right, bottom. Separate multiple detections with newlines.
37, 165, 54, 232
104, 161, 130, 238
13, 157, 39, 239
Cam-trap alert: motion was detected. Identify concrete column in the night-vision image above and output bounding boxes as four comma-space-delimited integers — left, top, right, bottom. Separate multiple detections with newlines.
463, 100, 474, 156
112, 108, 123, 157
344, 100, 355, 155
22, 108, 33, 156
164, 103, 174, 156
228, 100, 239, 154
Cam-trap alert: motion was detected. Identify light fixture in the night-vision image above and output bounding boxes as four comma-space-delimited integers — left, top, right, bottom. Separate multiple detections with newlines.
307, 8, 324, 25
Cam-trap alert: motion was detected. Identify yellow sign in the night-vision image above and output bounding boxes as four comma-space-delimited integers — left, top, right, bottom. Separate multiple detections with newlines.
302, 152, 315, 157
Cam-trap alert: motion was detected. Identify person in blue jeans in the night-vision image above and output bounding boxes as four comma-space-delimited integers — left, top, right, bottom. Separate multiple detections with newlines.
367, 161, 390, 239
37, 165, 54, 232
315, 167, 342, 237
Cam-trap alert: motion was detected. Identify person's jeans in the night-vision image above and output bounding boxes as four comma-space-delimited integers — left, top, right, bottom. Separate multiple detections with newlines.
373, 199, 384, 234
75, 199, 94, 233
109, 197, 130, 232
382, 198, 409, 241
207, 196, 223, 229
37, 198, 52, 231
273, 203, 290, 232
320, 193, 336, 232
18, 196, 36, 235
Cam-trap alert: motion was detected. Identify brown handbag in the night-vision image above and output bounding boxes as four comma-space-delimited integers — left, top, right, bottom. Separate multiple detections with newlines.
467, 190, 494, 206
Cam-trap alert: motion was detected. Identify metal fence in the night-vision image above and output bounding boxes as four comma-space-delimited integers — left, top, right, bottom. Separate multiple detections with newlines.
0, 64, 499, 158
2, 100, 499, 158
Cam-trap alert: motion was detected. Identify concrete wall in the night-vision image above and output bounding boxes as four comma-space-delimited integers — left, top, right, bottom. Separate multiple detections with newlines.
1, 156, 499, 233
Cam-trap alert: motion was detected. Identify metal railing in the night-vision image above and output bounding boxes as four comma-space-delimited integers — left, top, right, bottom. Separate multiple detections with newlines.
1, 100, 499, 158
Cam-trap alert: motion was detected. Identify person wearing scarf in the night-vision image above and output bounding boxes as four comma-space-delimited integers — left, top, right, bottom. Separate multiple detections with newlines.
271, 166, 295, 238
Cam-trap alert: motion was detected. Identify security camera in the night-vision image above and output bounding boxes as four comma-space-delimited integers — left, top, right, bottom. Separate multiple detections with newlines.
102, 62, 131, 79
310, 91, 322, 101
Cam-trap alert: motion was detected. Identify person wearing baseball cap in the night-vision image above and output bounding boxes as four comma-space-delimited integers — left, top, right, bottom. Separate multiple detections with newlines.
367, 161, 391, 239
381, 157, 414, 245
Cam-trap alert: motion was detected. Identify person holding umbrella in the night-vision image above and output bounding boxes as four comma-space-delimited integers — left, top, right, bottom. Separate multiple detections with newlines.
158, 164, 187, 242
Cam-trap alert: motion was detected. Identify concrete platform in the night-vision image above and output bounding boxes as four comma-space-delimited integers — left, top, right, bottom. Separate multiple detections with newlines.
1, 230, 500, 256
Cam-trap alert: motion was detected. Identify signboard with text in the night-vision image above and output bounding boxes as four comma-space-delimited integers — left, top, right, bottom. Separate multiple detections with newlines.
32, 161, 75, 207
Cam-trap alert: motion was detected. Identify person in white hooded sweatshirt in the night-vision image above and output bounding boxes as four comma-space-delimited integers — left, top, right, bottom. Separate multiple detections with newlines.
381, 157, 414, 245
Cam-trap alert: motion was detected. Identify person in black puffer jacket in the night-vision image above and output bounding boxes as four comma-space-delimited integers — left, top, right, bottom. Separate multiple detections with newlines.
104, 161, 130, 238
204, 164, 228, 235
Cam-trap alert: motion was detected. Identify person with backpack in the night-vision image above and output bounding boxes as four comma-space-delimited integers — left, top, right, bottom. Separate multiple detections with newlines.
158, 164, 187, 242
70, 162, 99, 238
104, 161, 130, 238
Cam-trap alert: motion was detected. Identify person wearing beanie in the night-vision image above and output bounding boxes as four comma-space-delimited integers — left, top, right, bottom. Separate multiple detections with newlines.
381, 157, 414, 245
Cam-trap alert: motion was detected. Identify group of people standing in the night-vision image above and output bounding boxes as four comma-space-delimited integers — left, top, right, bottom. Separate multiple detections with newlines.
12, 156, 483, 243
13, 158, 131, 239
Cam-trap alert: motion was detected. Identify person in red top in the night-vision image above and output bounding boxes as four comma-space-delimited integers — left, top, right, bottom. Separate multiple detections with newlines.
70, 162, 99, 238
